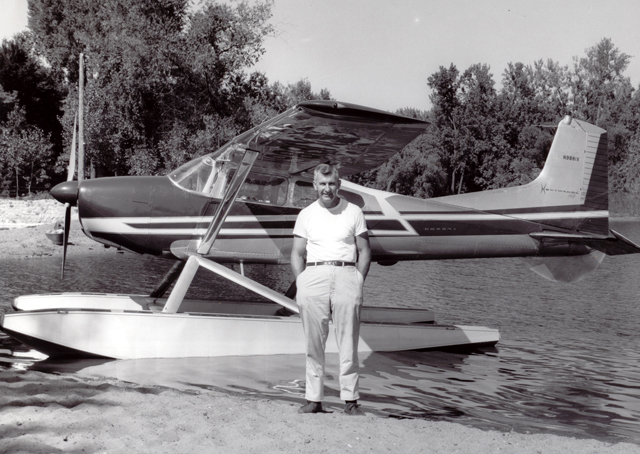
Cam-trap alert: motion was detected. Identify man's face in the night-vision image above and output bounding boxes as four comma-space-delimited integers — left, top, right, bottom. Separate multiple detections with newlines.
313, 172, 341, 208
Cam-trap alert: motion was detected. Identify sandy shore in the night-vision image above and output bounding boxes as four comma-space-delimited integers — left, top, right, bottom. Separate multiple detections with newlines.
0, 198, 77, 229
0, 199, 113, 259
2, 370, 638, 454
1, 200, 639, 453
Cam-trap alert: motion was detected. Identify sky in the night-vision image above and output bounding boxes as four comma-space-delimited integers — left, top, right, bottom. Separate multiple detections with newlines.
2, 0, 639, 112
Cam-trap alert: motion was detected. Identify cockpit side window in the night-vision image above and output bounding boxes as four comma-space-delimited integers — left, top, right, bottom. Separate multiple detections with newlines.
238, 175, 287, 205
292, 180, 381, 213
293, 180, 317, 208
168, 155, 217, 193
169, 141, 244, 196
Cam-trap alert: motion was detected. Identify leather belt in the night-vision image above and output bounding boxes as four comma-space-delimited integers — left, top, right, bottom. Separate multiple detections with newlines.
306, 261, 356, 267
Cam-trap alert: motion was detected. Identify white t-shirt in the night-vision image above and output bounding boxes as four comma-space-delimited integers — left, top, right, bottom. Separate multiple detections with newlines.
293, 198, 368, 262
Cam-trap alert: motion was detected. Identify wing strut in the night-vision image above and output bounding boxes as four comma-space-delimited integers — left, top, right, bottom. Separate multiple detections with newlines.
149, 260, 187, 299
161, 255, 298, 314
160, 148, 301, 314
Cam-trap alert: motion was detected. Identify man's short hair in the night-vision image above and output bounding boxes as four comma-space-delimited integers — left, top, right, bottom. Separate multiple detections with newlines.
314, 163, 339, 181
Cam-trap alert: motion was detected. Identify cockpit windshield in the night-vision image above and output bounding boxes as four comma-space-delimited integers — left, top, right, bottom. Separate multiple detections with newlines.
168, 142, 288, 205
168, 142, 245, 199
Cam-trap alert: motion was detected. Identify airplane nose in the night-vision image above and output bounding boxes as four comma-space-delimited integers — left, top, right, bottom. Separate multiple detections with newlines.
51, 181, 79, 206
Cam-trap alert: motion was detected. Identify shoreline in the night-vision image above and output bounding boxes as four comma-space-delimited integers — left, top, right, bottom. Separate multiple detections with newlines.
2, 369, 638, 454
0, 199, 112, 259
0, 221, 113, 259
2, 200, 640, 452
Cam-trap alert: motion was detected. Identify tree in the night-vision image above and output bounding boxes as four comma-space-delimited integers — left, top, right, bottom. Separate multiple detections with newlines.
530, 59, 571, 120
347, 108, 444, 197
570, 38, 632, 125
0, 84, 17, 122
456, 63, 506, 191
362, 38, 638, 201
610, 84, 640, 193
489, 61, 565, 188
28, 0, 276, 177
279, 78, 332, 106
232, 76, 333, 135
426, 63, 505, 194
569, 38, 636, 171
0, 33, 63, 195
370, 133, 447, 198
427, 64, 464, 194
0, 33, 65, 163
0, 106, 54, 196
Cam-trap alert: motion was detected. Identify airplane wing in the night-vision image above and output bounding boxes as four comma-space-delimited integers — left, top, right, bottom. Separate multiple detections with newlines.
227, 100, 429, 178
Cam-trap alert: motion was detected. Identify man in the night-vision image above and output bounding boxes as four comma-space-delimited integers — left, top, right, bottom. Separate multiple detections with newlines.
291, 163, 371, 416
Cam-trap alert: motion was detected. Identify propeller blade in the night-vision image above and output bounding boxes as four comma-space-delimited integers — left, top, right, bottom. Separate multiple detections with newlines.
67, 110, 77, 181
60, 109, 78, 279
61, 203, 71, 279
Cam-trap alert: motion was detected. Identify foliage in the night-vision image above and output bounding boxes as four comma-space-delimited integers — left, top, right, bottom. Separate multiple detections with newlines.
0, 106, 54, 196
4, 8, 640, 205
350, 38, 639, 200
0, 35, 63, 196
28, 0, 279, 177
0, 33, 65, 158
0, 33, 64, 188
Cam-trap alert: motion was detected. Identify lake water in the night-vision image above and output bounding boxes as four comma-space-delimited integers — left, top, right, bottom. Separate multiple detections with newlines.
1, 220, 640, 444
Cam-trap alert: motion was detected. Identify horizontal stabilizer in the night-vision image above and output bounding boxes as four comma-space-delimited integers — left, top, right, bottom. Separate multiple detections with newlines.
530, 229, 640, 256
601, 229, 640, 255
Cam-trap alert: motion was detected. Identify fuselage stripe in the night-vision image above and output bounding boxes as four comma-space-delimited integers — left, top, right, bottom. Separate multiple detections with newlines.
82, 211, 608, 240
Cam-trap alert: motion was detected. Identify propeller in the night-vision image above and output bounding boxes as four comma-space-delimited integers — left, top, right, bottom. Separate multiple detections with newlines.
59, 110, 77, 279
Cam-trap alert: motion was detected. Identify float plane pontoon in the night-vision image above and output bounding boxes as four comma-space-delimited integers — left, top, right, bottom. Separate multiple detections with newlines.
2, 101, 639, 359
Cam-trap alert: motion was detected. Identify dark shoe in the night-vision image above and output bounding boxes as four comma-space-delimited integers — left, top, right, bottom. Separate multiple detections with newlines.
344, 401, 365, 416
299, 401, 328, 414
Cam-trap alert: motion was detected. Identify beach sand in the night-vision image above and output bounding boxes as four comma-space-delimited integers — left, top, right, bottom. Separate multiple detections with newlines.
3, 370, 638, 454
1, 200, 639, 453
0, 199, 112, 259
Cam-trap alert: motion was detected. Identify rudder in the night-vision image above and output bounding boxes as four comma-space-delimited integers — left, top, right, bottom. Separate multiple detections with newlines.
532, 115, 608, 235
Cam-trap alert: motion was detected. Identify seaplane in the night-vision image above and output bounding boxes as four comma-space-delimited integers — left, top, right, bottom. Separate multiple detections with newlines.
2, 100, 639, 360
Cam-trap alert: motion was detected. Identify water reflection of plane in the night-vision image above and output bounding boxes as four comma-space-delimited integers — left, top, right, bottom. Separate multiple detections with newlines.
2, 101, 639, 359
28, 347, 497, 418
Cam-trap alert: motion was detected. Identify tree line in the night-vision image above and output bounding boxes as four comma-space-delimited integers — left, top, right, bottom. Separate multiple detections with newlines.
1, 0, 639, 201
352, 39, 640, 199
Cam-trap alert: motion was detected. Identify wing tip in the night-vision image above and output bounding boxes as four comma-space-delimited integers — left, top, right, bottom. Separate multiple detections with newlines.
297, 100, 429, 125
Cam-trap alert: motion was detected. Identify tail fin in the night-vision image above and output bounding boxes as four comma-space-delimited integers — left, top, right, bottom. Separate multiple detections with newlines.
436, 115, 609, 235
532, 115, 608, 234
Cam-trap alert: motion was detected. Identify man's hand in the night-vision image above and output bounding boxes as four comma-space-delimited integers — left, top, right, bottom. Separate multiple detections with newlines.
291, 235, 308, 278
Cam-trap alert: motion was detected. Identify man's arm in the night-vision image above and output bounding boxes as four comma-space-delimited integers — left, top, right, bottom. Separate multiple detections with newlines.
291, 235, 308, 278
355, 232, 371, 280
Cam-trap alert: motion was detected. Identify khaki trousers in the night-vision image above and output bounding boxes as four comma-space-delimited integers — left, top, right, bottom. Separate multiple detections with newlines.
296, 265, 364, 402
